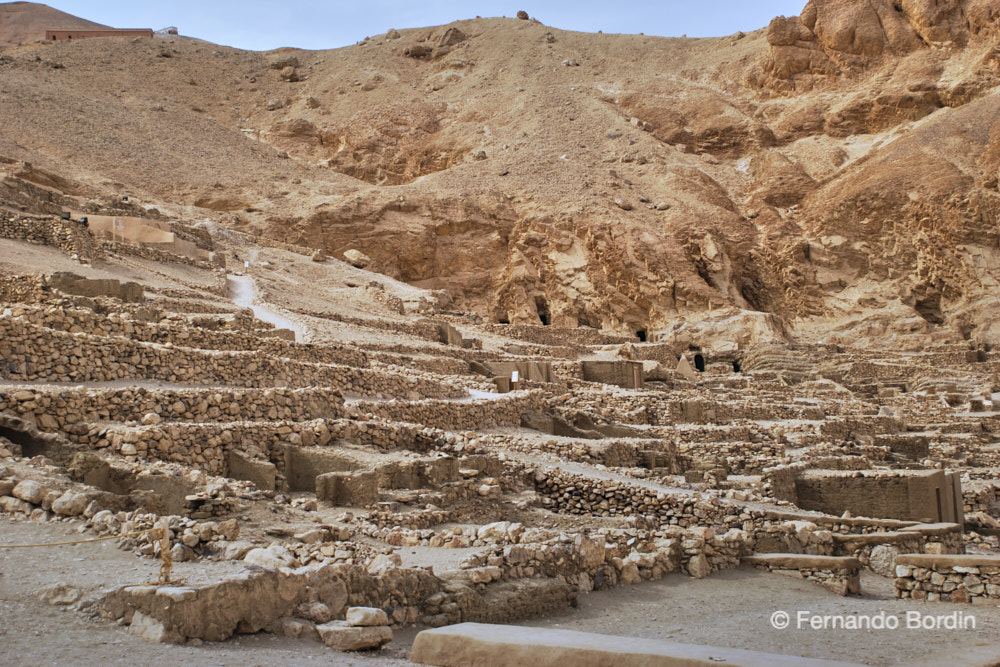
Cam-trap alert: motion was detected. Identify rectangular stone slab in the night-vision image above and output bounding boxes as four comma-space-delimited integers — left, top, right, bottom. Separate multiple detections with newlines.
410, 622, 863, 667
742, 554, 860, 570
896, 553, 1000, 569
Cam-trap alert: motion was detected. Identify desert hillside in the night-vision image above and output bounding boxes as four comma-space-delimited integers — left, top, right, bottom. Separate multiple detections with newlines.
0, 1, 108, 46
1, 0, 1000, 348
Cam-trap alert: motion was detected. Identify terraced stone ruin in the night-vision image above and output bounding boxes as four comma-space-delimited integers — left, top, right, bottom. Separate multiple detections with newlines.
3, 1, 1000, 665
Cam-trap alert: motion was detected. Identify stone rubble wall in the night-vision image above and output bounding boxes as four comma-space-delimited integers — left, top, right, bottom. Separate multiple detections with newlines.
0, 274, 49, 302
895, 555, 1000, 603
94, 417, 464, 476
480, 324, 635, 347
0, 212, 103, 260
353, 392, 545, 432
11, 303, 370, 367
553, 391, 826, 426
531, 467, 763, 530
98, 239, 215, 269
0, 386, 346, 434
0, 317, 464, 398
679, 439, 785, 475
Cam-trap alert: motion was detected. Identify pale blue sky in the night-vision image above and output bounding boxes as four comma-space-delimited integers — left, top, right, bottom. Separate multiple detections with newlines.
47, 1, 806, 51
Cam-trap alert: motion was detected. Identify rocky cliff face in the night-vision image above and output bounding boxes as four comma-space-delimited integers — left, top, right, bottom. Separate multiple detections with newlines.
2, 1, 1000, 347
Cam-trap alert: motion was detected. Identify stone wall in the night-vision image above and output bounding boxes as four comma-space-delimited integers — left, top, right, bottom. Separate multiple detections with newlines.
49, 272, 144, 302
0, 386, 346, 434
98, 239, 216, 269
353, 392, 544, 432
531, 467, 762, 529
0, 317, 464, 397
0, 274, 48, 302
11, 303, 370, 367
895, 554, 1000, 603
0, 212, 103, 260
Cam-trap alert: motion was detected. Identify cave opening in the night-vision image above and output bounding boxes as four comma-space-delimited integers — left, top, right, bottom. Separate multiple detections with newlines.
694, 354, 706, 372
733, 360, 742, 373
914, 291, 944, 324
636, 329, 647, 342
535, 297, 551, 326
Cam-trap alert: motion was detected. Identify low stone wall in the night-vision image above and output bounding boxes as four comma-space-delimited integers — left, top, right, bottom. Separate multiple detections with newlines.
480, 324, 634, 347
0, 318, 463, 397
89, 416, 462, 477
679, 439, 785, 475
531, 467, 761, 530
12, 303, 370, 367
98, 239, 215, 269
832, 524, 964, 571
894, 554, 1000, 603
0, 274, 49, 302
0, 212, 103, 260
0, 386, 346, 434
743, 554, 861, 596
354, 392, 545, 432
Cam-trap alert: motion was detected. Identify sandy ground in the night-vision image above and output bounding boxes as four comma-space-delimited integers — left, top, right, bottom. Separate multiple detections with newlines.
525, 567, 1000, 666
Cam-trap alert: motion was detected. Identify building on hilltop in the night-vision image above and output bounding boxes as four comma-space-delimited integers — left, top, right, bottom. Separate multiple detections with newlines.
44, 28, 153, 41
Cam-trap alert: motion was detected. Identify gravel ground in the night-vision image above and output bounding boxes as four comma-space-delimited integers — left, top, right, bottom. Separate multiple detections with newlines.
523, 566, 1000, 665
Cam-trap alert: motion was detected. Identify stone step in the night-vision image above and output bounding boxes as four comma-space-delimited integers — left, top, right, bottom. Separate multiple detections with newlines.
410, 622, 862, 666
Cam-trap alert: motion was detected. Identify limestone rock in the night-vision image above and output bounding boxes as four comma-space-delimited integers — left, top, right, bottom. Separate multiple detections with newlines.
868, 544, 901, 578
51, 490, 88, 516
38, 583, 83, 606
317, 621, 392, 651
295, 601, 334, 624
12, 479, 45, 504
346, 606, 389, 627
686, 553, 712, 579
343, 249, 371, 269
244, 544, 299, 570
129, 610, 184, 644
267, 616, 319, 640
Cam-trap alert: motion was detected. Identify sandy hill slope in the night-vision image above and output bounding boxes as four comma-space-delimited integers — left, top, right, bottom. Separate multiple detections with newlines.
0, 1, 108, 46
1, 0, 1000, 347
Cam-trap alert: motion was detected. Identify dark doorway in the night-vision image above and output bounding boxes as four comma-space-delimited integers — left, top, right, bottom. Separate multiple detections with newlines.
0, 425, 49, 458
694, 354, 705, 372
636, 330, 647, 342
535, 297, 550, 326
732, 360, 741, 373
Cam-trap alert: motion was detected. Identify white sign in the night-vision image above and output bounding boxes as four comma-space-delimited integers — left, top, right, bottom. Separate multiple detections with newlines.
511, 371, 519, 382
244, 260, 250, 269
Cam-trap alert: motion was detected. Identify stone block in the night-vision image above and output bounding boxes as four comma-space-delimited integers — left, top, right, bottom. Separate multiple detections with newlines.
316, 621, 392, 651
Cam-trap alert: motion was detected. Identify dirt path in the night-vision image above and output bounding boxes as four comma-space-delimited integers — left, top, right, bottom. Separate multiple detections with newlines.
228, 274, 306, 343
